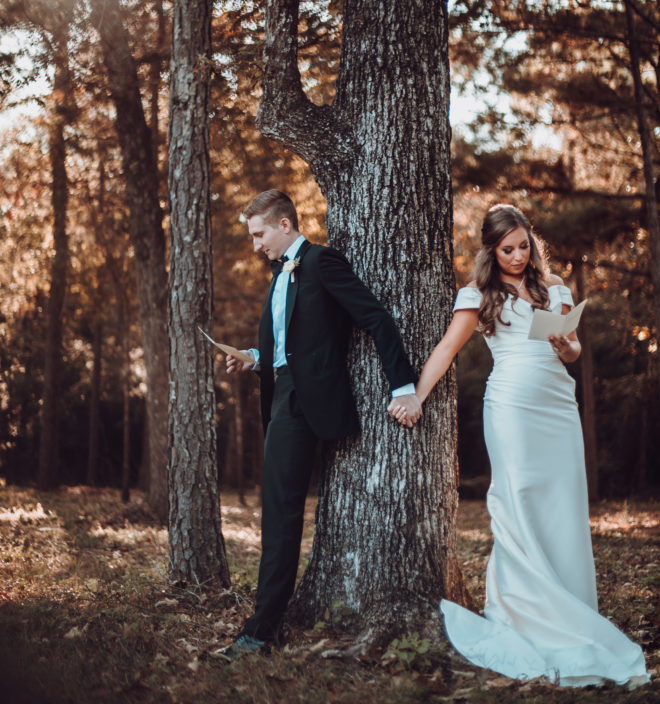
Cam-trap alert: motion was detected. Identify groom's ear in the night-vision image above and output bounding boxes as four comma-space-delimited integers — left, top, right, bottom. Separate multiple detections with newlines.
279, 217, 292, 234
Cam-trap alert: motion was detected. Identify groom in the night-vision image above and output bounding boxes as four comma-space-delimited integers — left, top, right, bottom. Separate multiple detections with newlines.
222, 190, 420, 658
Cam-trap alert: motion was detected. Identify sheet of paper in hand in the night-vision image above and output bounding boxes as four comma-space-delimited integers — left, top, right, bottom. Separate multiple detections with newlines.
527, 298, 588, 341
197, 326, 255, 364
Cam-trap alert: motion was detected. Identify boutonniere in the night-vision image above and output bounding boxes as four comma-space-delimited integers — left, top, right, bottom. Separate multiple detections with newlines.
283, 257, 301, 282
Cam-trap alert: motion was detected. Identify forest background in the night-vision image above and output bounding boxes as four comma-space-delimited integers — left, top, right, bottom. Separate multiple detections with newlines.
0, 0, 658, 507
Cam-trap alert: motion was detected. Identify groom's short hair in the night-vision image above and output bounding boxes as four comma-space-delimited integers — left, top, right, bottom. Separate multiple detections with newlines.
243, 190, 299, 231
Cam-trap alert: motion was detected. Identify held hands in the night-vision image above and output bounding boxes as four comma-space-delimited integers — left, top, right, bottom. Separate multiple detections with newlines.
226, 350, 255, 374
387, 394, 422, 428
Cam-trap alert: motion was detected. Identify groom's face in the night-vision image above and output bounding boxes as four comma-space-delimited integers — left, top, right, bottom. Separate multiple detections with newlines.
248, 214, 292, 261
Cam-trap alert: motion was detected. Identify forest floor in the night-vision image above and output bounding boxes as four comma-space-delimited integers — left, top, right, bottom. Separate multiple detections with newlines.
0, 482, 658, 704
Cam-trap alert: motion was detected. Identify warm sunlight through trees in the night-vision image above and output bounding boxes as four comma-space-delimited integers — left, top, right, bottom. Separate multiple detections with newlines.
0, 0, 657, 562
0, 0, 658, 700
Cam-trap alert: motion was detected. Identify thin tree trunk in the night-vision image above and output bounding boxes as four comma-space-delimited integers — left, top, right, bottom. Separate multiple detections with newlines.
37, 40, 72, 491
168, 0, 230, 584
91, 152, 133, 500
258, 0, 468, 640
92, 0, 169, 520
575, 261, 598, 501
234, 373, 247, 506
139, 412, 150, 491
86, 320, 102, 487
148, 0, 166, 157
223, 412, 236, 490
635, 384, 648, 495
120, 296, 131, 503
253, 407, 264, 505
624, 0, 660, 391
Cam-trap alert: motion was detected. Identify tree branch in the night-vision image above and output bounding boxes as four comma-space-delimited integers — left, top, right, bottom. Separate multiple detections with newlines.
628, 0, 660, 35
505, 186, 646, 201
257, 0, 353, 174
584, 258, 650, 279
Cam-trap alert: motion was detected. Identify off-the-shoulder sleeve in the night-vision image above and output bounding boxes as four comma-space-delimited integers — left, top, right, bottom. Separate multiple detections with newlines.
453, 287, 482, 312
549, 284, 574, 307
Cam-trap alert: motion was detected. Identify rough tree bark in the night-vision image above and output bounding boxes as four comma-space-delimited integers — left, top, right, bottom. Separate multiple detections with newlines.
258, 0, 469, 640
624, 0, 660, 391
37, 25, 73, 490
168, 0, 230, 585
92, 0, 169, 520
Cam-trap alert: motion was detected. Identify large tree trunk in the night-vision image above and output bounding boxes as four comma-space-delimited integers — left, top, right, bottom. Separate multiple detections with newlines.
258, 0, 468, 640
37, 36, 72, 491
92, 0, 169, 520
167, 0, 230, 585
624, 0, 660, 392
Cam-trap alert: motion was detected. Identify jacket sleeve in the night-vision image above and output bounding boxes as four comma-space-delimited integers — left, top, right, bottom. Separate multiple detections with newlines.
317, 247, 417, 390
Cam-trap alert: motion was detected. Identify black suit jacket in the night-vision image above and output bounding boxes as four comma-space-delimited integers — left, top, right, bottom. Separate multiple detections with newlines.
258, 240, 416, 440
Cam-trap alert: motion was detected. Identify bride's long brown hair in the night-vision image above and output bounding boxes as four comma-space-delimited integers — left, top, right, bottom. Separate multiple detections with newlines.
474, 204, 550, 337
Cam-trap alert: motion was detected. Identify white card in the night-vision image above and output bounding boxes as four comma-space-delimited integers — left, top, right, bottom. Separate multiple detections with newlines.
197, 327, 255, 364
528, 298, 588, 341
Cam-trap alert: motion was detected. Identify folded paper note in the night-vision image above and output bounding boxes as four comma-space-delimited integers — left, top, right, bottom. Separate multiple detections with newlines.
528, 298, 588, 341
197, 327, 255, 364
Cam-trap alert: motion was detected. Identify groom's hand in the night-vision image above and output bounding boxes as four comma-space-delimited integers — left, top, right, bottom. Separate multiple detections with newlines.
226, 350, 255, 374
388, 394, 422, 428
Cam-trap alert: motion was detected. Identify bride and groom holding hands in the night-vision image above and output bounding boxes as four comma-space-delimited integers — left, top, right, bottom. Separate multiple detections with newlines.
220, 189, 649, 688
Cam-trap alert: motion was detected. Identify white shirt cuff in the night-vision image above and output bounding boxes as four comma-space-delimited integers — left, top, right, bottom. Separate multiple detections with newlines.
248, 348, 260, 370
391, 383, 415, 398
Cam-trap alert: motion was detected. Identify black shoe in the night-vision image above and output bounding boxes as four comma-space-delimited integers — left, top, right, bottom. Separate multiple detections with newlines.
216, 634, 266, 662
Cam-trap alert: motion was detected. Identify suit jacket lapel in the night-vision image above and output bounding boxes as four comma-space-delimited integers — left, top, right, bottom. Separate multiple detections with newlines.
285, 239, 312, 335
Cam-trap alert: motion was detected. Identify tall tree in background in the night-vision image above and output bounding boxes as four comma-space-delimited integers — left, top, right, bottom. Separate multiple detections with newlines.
167, 0, 230, 584
624, 0, 660, 391
258, 0, 468, 639
35, 0, 77, 489
91, 0, 169, 519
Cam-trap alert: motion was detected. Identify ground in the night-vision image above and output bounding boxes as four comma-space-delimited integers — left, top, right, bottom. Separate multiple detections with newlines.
0, 482, 658, 703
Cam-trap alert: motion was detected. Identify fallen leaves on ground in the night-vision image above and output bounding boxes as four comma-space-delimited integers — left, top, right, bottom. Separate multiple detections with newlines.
0, 482, 658, 704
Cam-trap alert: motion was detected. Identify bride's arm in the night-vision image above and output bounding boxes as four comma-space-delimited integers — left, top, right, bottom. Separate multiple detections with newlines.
389, 308, 479, 424
416, 310, 479, 403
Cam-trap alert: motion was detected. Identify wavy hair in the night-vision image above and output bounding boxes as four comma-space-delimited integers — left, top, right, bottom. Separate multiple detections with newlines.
474, 204, 550, 337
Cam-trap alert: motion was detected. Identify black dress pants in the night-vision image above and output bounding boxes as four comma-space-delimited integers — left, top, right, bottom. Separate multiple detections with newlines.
242, 368, 317, 641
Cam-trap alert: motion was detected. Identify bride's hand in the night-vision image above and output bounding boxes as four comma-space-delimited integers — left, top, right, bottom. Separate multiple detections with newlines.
387, 395, 421, 428
548, 334, 581, 363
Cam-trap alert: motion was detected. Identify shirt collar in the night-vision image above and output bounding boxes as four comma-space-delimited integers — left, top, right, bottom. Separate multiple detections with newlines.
284, 235, 306, 261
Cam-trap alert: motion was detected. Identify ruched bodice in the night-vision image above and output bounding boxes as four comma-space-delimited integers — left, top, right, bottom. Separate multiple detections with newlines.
440, 284, 649, 687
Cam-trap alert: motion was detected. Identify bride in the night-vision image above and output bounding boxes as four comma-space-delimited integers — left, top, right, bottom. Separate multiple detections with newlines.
390, 204, 649, 687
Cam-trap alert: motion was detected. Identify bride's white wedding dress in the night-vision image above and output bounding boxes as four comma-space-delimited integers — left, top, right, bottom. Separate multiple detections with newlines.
441, 285, 649, 687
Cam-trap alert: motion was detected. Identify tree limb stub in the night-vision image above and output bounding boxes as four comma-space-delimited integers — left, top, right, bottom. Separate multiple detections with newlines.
257, 0, 353, 178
